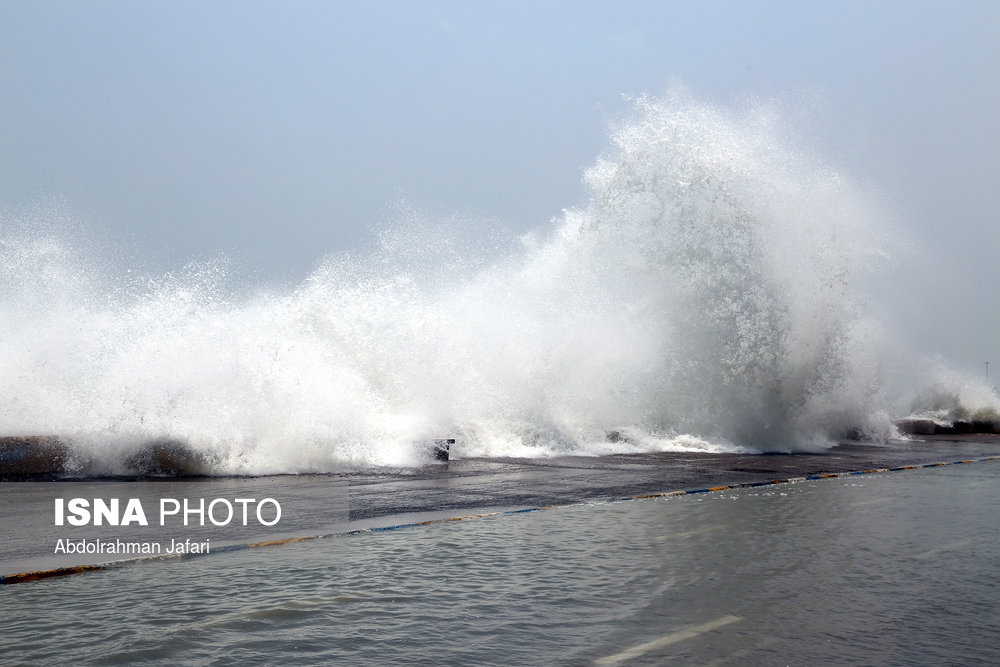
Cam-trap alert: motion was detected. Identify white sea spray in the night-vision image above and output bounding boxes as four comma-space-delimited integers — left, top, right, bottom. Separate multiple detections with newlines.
1, 92, 993, 473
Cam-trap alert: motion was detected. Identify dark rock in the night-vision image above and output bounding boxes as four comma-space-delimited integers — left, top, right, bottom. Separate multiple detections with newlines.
122, 440, 210, 477
894, 419, 936, 436
0, 436, 68, 476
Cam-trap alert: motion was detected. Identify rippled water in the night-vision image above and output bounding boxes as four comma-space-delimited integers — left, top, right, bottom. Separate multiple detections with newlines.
3, 463, 999, 665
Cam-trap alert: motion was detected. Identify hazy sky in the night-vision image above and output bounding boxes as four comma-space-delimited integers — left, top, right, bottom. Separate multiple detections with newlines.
1, 0, 998, 373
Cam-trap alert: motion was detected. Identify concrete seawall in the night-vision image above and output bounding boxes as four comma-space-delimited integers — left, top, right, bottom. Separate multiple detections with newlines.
2, 422, 998, 478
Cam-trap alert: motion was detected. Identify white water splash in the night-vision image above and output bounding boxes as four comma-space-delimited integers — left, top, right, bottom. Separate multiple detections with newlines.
3, 92, 986, 474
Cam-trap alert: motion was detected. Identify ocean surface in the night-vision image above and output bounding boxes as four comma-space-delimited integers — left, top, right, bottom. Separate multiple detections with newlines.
3, 461, 997, 665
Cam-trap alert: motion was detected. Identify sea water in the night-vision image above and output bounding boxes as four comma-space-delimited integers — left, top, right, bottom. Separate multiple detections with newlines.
4, 92, 997, 477
2, 463, 998, 665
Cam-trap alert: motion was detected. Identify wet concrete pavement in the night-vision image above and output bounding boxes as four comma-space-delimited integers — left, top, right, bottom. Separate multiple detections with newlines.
2, 434, 997, 577
344, 434, 1000, 519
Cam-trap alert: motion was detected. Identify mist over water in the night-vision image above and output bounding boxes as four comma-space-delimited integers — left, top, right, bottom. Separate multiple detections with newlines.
2, 93, 995, 474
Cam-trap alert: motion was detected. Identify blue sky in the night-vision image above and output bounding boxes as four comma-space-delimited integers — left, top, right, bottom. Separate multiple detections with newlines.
1, 0, 998, 370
